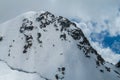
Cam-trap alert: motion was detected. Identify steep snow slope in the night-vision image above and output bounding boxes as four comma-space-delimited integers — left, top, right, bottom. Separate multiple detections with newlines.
0, 61, 41, 80
0, 11, 120, 80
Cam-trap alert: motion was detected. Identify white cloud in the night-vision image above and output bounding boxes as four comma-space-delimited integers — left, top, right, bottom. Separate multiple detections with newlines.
112, 16, 120, 36
91, 41, 120, 64
75, 18, 120, 64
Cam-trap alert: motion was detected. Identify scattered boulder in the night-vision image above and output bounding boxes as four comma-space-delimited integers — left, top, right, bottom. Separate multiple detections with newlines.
105, 67, 111, 72
60, 33, 66, 40
23, 35, 33, 53
100, 69, 104, 73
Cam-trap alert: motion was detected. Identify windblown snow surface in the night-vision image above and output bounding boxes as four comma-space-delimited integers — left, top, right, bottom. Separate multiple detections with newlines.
0, 11, 120, 80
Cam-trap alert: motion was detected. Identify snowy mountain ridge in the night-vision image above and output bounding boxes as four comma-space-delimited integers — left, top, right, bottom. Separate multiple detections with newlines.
0, 11, 120, 80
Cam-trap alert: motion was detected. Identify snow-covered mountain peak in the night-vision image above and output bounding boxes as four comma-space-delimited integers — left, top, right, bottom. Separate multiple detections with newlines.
0, 11, 120, 80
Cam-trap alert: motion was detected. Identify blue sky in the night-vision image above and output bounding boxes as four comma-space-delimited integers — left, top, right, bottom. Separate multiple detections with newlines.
103, 35, 120, 54
90, 30, 120, 54
0, 0, 120, 64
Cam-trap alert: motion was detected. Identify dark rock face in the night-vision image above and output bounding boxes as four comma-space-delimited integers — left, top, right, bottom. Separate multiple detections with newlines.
105, 67, 111, 72
37, 33, 42, 44
114, 70, 120, 75
20, 18, 34, 33
116, 62, 120, 68
0, 36, 3, 41
60, 33, 66, 40
70, 29, 82, 40
19, 18, 34, 53
55, 67, 65, 80
36, 11, 56, 28
23, 35, 33, 53
100, 69, 104, 73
